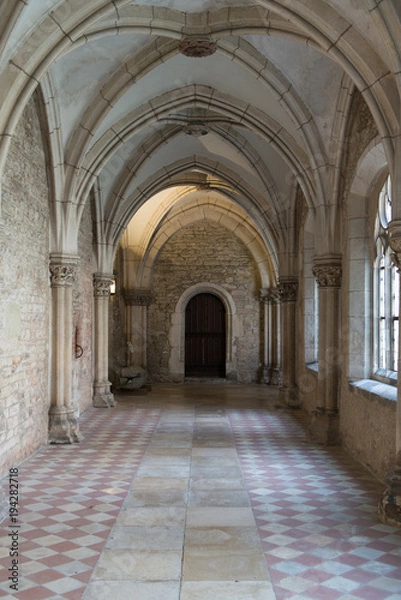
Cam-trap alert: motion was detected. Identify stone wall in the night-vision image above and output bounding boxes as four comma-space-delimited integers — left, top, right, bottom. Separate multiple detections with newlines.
148, 220, 262, 383
0, 93, 50, 476
72, 199, 94, 415
340, 385, 396, 481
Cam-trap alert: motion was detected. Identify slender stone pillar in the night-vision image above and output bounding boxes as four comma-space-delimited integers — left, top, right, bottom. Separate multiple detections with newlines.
93, 274, 116, 407
48, 256, 82, 443
123, 288, 153, 367
308, 256, 341, 445
260, 288, 282, 385
278, 278, 299, 406
379, 226, 401, 525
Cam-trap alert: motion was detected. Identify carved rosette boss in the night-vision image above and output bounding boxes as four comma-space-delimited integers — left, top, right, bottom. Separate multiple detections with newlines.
178, 36, 217, 58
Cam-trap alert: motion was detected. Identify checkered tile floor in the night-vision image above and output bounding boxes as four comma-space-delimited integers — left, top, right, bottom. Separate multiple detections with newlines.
0, 403, 161, 599
1, 385, 401, 599
228, 407, 401, 600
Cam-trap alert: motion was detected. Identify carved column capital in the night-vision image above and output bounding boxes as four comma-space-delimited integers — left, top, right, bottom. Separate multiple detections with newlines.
260, 287, 280, 303
49, 256, 78, 287
312, 257, 342, 287
278, 279, 298, 303
388, 224, 401, 273
123, 288, 153, 307
93, 273, 114, 297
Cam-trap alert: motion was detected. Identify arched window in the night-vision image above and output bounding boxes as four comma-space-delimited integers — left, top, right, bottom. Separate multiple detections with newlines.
374, 176, 399, 377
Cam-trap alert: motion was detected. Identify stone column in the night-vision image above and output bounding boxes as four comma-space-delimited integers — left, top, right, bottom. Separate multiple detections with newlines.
123, 288, 153, 367
48, 256, 82, 443
278, 278, 299, 406
308, 256, 342, 445
93, 274, 116, 407
260, 288, 282, 385
379, 225, 401, 525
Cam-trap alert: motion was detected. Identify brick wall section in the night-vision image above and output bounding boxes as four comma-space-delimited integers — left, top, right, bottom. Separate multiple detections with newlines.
72, 199, 94, 415
148, 221, 262, 383
0, 94, 50, 476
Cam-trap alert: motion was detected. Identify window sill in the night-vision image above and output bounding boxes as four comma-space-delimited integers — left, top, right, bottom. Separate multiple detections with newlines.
306, 361, 318, 373
373, 368, 397, 386
349, 379, 397, 405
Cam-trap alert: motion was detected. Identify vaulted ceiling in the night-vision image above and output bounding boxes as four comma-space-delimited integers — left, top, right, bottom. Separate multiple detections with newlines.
1, 1, 400, 269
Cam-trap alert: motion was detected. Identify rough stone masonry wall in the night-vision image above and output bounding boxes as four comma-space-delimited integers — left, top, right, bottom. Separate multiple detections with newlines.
0, 94, 50, 477
148, 221, 262, 383
72, 199, 94, 415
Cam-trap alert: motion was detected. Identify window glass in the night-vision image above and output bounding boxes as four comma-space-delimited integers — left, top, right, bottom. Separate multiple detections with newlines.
374, 176, 398, 375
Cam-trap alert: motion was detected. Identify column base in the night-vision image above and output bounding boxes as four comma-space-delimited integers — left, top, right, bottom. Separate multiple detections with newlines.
93, 380, 116, 408
307, 407, 340, 445
261, 365, 270, 384
279, 385, 300, 408
48, 405, 82, 444
270, 367, 283, 387
378, 469, 401, 526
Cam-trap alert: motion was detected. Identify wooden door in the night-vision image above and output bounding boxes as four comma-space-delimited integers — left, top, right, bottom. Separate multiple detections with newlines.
185, 293, 226, 377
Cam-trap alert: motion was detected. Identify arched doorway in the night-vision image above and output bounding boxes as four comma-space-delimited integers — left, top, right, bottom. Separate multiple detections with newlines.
185, 293, 226, 378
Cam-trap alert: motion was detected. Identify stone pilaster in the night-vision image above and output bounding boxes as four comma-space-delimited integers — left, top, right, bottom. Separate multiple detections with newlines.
260, 288, 282, 385
123, 288, 153, 368
308, 256, 341, 445
93, 274, 116, 407
48, 256, 82, 443
278, 278, 299, 406
379, 224, 401, 524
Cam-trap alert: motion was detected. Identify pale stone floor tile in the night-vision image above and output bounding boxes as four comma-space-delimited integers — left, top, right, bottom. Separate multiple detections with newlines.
138, 457, 191, 467
190, 467, 242, 479
93, 549, 182, 581
191, 448, 238, 458
186, 507, 256, 528
188, 490, 250, 507
125, 490, 187, 507
145, 447, 191, 456
82, 580, 180, 600
182, 548, 270, 581
117, 506, 186, 527
131, 476, 188, 491
180, 581, 275, 599
106, 525, 185, 550
136, 466, 191, 477
190, 456, 240, 467
190, 477, 246, 491
184, 526, 262, 552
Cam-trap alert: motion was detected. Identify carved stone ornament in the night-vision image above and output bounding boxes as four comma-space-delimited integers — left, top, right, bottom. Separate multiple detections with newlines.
389, 234, 401, 273
178, 37, 217, 58
278, 281, 298, 303
312, 264, 342, 287
50, 264, 75, 287
93, 275, 114, 297
123, 288, 153, 307
260, 288, 280, 303
390, 252, 401, 273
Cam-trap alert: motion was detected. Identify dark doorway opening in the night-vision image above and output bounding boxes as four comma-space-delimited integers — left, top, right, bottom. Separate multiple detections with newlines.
185, 293, 226, 378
